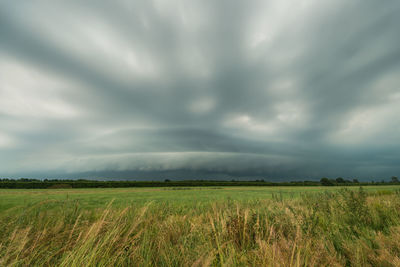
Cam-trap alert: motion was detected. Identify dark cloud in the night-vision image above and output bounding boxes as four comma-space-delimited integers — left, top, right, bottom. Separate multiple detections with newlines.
1, 0, 400, 180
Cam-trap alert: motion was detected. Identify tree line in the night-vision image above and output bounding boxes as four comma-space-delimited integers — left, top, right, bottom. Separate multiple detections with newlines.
0, 177, 398, 189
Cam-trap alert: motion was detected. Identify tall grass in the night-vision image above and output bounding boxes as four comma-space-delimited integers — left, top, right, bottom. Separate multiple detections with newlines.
1, 188, 400, 266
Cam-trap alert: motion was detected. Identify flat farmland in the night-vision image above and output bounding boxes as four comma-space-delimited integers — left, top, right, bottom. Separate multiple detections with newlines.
1, 185, 399, 212
1, 186, 400, 266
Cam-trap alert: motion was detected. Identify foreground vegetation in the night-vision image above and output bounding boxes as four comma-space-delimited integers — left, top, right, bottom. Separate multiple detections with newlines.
1, 187, 400, 266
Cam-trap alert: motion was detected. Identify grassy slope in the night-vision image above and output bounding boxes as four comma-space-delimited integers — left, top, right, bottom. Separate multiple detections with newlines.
1, 186, 400, 266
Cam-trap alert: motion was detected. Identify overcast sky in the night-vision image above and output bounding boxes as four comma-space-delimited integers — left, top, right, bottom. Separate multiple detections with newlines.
1, 0, 400, 180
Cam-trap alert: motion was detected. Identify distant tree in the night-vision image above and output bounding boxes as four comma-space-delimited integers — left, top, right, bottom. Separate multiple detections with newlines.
391, 176, 399, 184
352, 179, 359, 183
164, 179, 171, 182
335, 177, 345, 183
320, 178, 334, 186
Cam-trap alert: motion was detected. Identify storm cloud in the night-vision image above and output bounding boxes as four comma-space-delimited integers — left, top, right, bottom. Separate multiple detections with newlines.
1, 0, 400, 180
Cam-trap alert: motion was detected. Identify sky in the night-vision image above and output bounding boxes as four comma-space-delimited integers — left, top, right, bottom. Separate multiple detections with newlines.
1, 0, 400, 181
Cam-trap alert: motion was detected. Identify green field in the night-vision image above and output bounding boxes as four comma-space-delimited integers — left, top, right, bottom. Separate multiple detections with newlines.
1, 185, 400, 212
1, 186, 400, 266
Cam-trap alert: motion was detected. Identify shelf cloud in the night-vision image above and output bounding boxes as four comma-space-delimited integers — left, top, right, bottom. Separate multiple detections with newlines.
1, 0, 400, 180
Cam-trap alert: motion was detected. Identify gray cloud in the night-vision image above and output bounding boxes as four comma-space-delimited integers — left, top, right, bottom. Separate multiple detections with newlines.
1, 0, 400, 180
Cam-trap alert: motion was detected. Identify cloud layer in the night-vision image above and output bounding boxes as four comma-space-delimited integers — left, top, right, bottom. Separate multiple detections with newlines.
1, 0, 400, 180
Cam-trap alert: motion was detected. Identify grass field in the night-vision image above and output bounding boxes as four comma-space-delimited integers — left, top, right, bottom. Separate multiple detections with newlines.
1, 185, 399, 212
1, 186, 400, 266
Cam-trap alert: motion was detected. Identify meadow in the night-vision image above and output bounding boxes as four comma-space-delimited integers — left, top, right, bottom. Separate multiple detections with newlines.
1, 186, 400, 266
